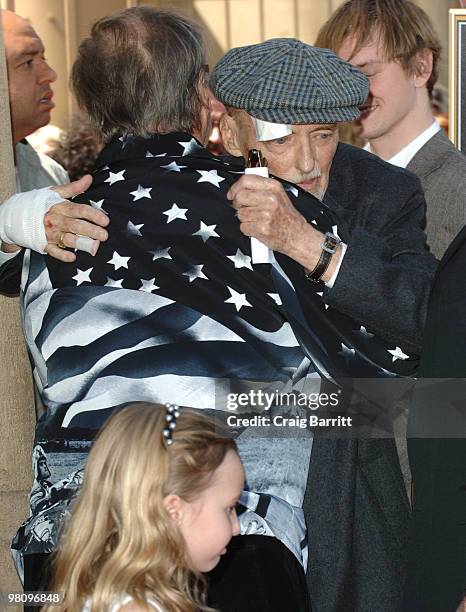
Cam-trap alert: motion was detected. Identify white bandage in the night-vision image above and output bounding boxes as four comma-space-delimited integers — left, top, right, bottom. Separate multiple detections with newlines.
0, 187, 101, 256
75, 235, 99, 256
251, 116, 292, 142
0, 187, 63, 254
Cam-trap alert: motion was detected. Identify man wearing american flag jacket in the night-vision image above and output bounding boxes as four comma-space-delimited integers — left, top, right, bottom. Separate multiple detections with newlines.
9, 8, 438, 612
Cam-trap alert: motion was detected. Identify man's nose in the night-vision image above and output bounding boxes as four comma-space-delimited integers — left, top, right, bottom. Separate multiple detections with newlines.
39, 60, 57, 84
297, 142, 316, 175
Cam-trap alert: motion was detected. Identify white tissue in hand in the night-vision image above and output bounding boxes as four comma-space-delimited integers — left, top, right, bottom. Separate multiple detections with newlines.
244, 166, 273, 264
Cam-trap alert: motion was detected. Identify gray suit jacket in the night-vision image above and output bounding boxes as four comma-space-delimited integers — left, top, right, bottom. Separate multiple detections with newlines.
407, 129, 466, 259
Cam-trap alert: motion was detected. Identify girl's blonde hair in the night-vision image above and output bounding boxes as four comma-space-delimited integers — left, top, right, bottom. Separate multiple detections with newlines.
45, 403, 237, 612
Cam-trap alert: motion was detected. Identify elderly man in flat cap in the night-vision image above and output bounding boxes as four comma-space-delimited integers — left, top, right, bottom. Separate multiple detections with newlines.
211, 39, 436, 353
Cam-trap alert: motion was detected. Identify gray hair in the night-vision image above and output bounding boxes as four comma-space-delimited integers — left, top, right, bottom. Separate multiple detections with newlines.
71, 7, 207, 140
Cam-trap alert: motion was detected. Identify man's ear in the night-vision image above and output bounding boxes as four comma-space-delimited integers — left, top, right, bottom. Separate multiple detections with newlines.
163, 494, 183, 525
414, 48, 433, 88
219, 113, 243, 157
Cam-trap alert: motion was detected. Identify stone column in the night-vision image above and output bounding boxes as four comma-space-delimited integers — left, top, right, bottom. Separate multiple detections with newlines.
0, 20, 35, 595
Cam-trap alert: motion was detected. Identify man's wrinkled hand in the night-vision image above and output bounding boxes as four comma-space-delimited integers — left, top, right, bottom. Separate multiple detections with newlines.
46, 175, 109, 262
227, 174, 311, 256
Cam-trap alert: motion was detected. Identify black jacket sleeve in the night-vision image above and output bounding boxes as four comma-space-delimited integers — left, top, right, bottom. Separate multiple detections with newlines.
323, 145, 438, 355
0, 250, 24, 296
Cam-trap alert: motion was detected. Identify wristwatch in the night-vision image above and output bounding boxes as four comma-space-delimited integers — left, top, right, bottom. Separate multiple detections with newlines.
304, 232, 341, 282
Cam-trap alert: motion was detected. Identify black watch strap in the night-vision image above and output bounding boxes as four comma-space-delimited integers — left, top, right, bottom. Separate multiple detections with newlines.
305, 232, 341, 282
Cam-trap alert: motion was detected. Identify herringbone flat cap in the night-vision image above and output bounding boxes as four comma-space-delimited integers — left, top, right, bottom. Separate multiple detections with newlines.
211, 38, 368, 124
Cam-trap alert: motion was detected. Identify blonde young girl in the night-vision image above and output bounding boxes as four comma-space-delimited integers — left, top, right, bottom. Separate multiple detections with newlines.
45, 403, 244, 612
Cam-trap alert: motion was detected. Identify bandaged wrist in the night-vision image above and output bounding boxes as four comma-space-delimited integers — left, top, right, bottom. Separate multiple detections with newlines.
0, 187, 64, 254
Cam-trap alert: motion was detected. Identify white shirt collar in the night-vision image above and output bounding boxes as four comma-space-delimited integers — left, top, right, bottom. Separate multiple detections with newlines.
364, 120, 441, 168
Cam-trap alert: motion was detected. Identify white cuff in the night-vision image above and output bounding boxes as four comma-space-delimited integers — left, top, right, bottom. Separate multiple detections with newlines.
325, 242, 347, 289
0, 187, 64, 254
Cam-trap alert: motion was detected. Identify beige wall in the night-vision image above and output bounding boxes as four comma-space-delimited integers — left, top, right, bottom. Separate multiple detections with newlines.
127, 0, 340, 65
2, 0, 459, 129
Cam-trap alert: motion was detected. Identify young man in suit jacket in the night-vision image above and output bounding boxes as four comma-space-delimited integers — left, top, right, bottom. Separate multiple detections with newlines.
317, 0, 466, 259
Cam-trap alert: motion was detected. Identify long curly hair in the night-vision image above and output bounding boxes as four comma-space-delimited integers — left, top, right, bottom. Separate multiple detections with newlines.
44, 403, 237, 612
